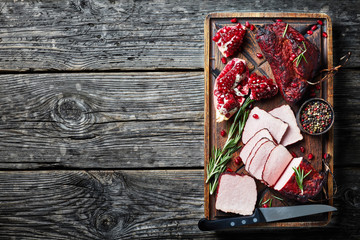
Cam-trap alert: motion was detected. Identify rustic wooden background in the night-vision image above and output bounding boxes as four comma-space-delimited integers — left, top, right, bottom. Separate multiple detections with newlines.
0, 0, 358, 239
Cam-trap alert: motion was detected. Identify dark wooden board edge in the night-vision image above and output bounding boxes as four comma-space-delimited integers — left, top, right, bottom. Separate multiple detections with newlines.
203, 12, 334, 227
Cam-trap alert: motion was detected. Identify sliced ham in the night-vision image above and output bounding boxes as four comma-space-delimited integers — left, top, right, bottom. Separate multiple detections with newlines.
247, 141, 276, 180
242, 107, 288, 144
245, 138, 269, 172
269, 105, 303, 146
215, 173, 257, 215
262, 145, 293, 187
273, 157, 326, 202
239, 128, 273, 165
274, 157, 303, 191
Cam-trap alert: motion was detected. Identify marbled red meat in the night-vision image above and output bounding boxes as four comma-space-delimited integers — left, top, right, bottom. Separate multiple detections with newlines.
256, 22, 320, 103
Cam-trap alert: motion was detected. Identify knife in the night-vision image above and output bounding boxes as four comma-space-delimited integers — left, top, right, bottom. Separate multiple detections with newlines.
198, 204, 336, 231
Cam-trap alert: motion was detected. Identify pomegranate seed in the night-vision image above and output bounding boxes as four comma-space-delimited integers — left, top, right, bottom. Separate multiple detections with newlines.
322, 32, 328, 38
291, 53, 296, 58
311, 25, 317, 31
291, 83, 297, 87
276, 19, 283, 22
289, 56, 294, 61
300, 146, 305, 153
221, 57, 227, 64
317, 20, 323, 25
323, 153, 330, 159
307, 30, 313, 35
253, 114, 259, 119
226, 167, 233, 172
308, 153, 314, 160
230, 18, 237, 23
245, 21, 250, 28
296, 36, 304, 41
220, 129, 226, 137
291, 151, 297, 158
263, 204, 269, 208
250, 25, 255, 31
234, 156, 241, 165
256, 53, 263, 59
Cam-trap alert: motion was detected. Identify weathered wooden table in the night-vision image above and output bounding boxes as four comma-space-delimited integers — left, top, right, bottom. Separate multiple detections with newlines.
0, 1, 358, 239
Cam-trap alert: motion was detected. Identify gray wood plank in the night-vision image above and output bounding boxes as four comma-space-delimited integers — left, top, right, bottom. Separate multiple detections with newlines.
0, 0, 358, 71
0, 69, 358, 169
0, 169, 358, 239
0, 72, 204, 169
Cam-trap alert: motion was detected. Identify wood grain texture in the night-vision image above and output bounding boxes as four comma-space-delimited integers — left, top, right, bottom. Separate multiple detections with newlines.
0, 0, 358, 71
0, 72, 204, 169
0, 169, 358, 239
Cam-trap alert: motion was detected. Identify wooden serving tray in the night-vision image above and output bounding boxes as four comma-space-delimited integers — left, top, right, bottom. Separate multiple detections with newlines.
204, 12, 334, 227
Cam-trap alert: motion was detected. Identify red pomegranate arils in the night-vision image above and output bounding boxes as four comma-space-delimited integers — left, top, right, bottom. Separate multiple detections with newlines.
234, 156, 241, 165
291, 151, 297, 158
311, 25, 317, 31
263, 204, 269, 208
323, 153, 330, 159
226, 167, 233, 172
317, 20, 323, 25
253, 114, 259, 119
221, 57, 227, 64
248, 73, 278, 101
231, 18, 237, 23
250, 25, 255, 31
276, 19, 283, 22
307, 30, 313, 35
245, 21, 250, 28
213, 23, 247, 58
300, 146, 305, 153
308, 153, 314, 160
322, 32, 328, 38
256, 53, 263, 59
220, 129, 226, 137
291, 53, 296, 58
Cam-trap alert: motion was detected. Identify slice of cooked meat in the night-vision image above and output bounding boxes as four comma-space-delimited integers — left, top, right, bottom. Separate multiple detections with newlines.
247, 140, 276, 180
274, 157, 303, 191
256, 22, 320, 103
273, 157, 326, 202
269, 105, 303, 146
239, 128, 273, 165
215, 173, 257, 215
242, 107, 288, 144
262, 144, 293, 187
245, 138, 270, 172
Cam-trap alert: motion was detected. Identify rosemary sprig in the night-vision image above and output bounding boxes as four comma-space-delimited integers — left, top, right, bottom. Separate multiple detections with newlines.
206, 97, 254, 195
292, 166, 312, 194
293, 41, 308, 67
282, 23, 289, 37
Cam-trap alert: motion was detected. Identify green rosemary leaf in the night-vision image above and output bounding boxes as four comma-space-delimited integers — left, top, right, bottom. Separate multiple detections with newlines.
206, 97, 253, 194
282, 23, 289, 38
272, 195, 284, 201
261, 198, 271, 205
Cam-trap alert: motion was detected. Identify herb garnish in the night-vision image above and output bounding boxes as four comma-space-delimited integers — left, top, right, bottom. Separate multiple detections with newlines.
206, 97, 254, 195
282, 23, 289, 37
292, 166, 312, 194
293, 41, 308, 67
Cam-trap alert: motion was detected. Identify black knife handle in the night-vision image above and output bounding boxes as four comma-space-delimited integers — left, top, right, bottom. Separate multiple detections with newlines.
198, 209, 266, 231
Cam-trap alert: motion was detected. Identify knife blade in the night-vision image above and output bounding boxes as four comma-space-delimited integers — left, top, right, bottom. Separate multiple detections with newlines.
198, 204, 336, 231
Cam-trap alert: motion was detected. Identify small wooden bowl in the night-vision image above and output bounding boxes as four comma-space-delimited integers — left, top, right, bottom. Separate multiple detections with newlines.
296, 98, 335, 136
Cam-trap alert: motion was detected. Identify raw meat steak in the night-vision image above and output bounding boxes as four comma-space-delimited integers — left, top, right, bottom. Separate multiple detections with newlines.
256, 22, 320, 103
